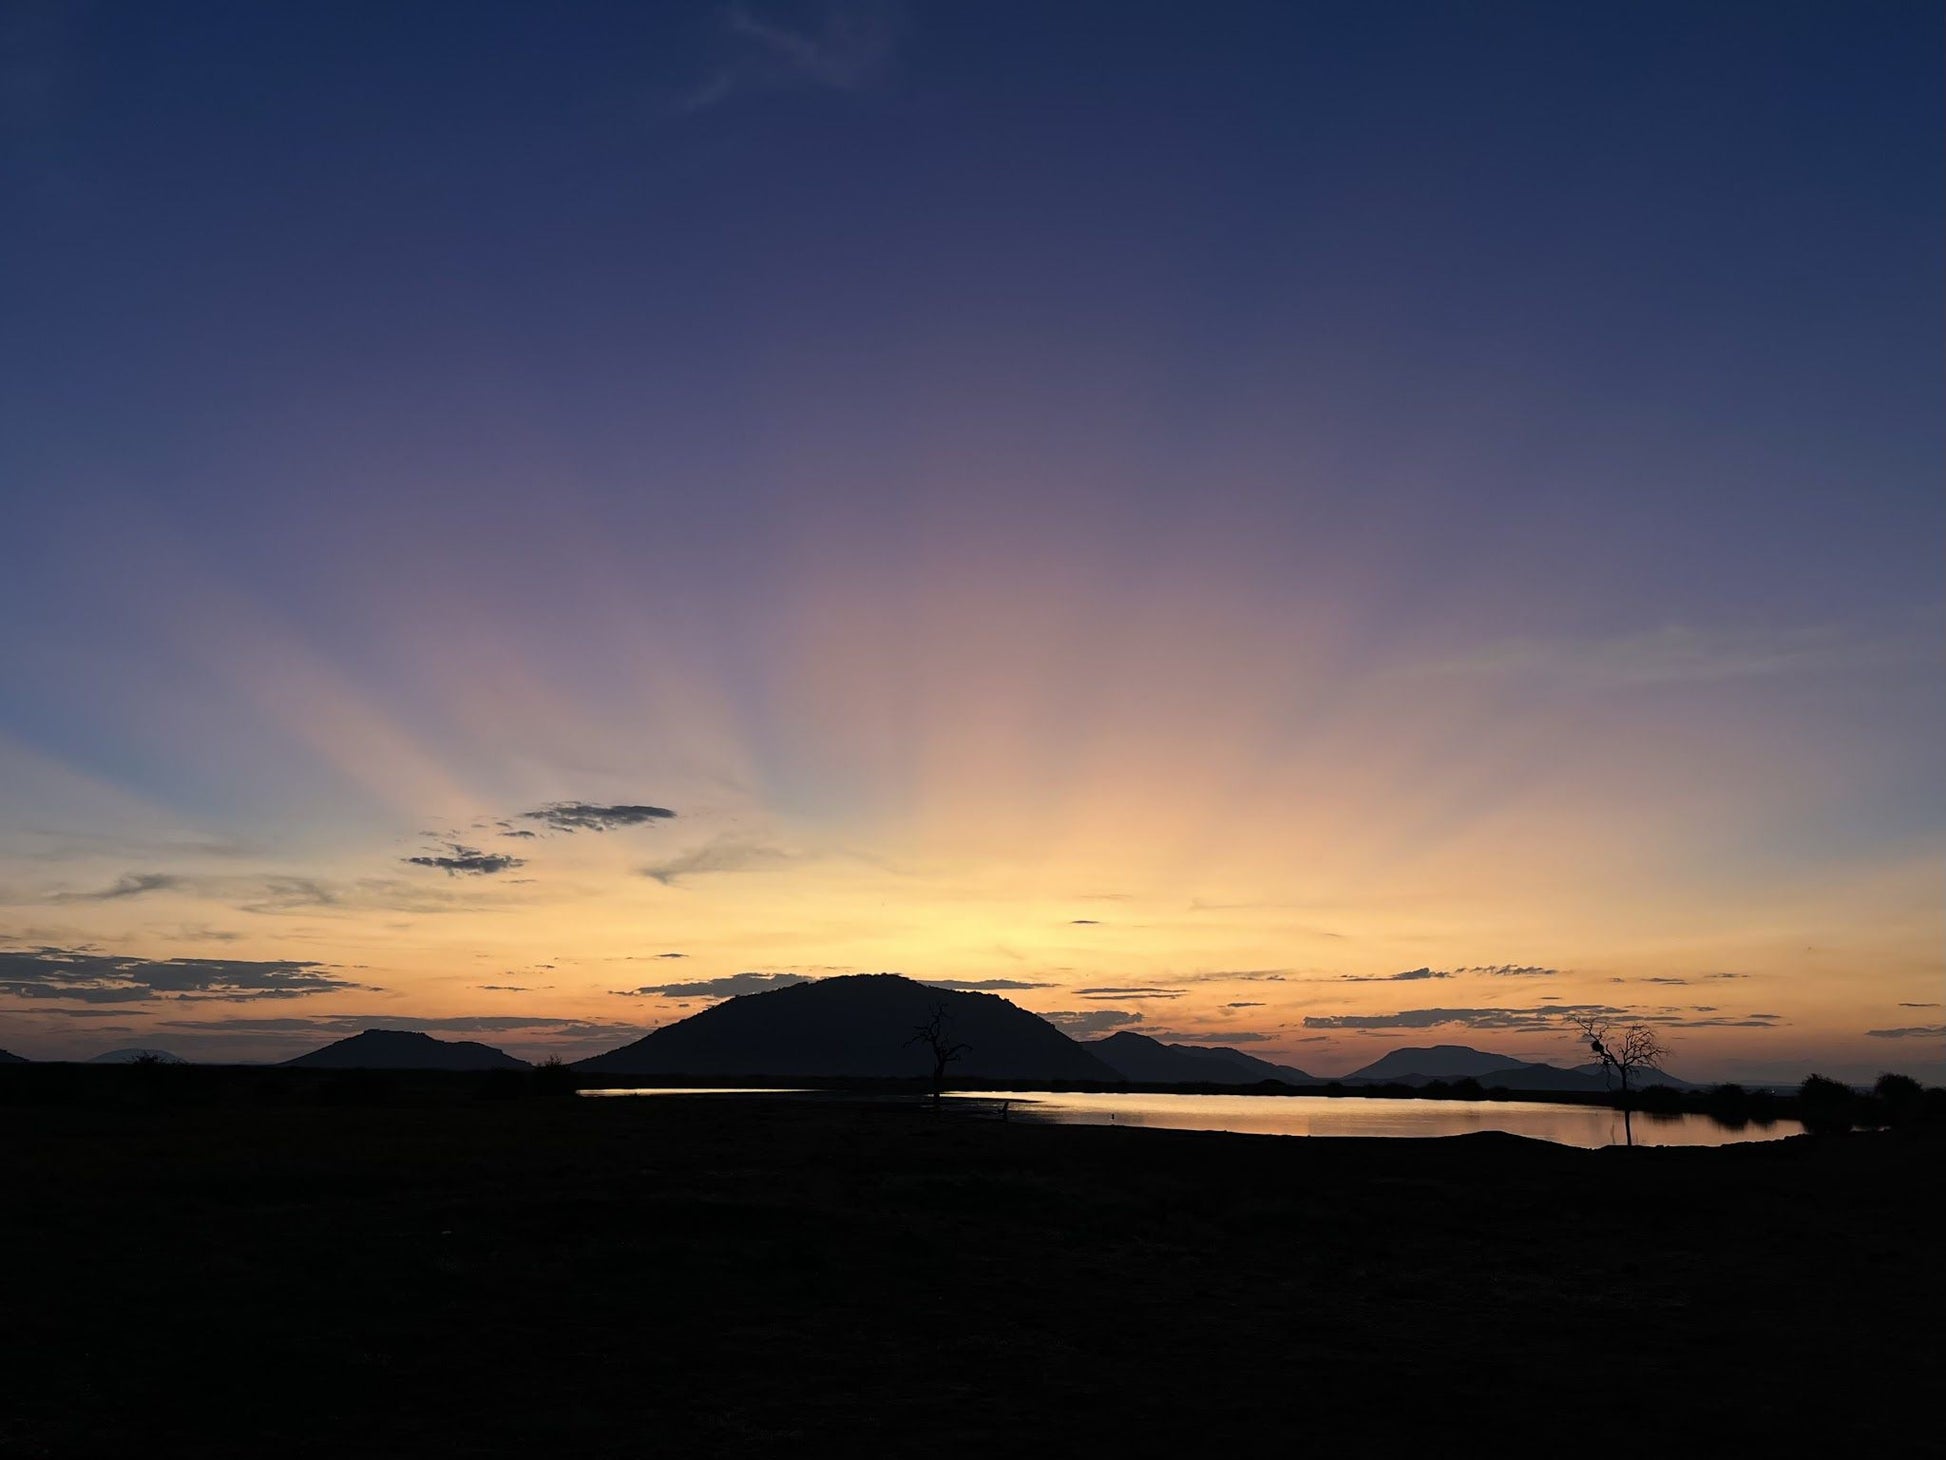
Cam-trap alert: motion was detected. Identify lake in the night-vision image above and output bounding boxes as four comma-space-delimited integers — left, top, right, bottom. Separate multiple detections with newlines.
581, 1087, 1800, 1147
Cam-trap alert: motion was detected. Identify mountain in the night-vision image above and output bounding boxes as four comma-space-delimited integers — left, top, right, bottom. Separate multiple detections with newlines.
578, 973, 1117, 1081
1343, 1045, 1525, 1083
1571, 1062, 1699, 1092
1087, 1031, 1313, 1085
90, 1048, 187, 1064
1472, 1062, 1610, 1092
284, 1029, 529, 1071
1341, 1045, 1701, 1091
0, 1048, 28, 1064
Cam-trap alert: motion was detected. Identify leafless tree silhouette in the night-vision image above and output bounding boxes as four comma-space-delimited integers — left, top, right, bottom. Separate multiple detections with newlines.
908, 1001, 970, 1106
1569, 1014, 1671, 1147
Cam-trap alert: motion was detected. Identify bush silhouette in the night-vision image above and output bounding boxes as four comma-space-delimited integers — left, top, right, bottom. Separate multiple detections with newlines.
530, 1056, 577, 1098
1873, 1073, 1924, 1128
1798, 1074, 1854, 1136
1703, 1083, 1750, 1128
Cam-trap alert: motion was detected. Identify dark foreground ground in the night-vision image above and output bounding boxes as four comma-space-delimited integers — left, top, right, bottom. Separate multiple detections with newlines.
3, 1090, 1939, 1456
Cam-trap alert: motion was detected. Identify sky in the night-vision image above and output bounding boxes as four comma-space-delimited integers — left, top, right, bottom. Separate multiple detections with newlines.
1, 0, 1940, 1082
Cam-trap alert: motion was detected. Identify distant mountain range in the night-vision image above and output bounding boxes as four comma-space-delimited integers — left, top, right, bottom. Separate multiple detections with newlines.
284, 1029, 530, 1071
1339, 1044, 1695, 1091
1086, 1031, 1312, 1084
2, 1003, 1701, 1090
579, 973, 1116, 1080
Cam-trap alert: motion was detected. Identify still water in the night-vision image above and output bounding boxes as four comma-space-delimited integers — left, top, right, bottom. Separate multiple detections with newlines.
946, 1091, 1799, 1148
582, 1087, 1799, 1147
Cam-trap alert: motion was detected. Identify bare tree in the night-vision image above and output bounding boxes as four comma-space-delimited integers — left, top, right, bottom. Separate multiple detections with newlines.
1569, 1014, 1671, 1147
908, 1001, 970, 1107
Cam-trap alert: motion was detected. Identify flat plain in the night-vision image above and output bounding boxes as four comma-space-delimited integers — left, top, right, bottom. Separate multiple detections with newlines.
3, 1082, 1937, 1456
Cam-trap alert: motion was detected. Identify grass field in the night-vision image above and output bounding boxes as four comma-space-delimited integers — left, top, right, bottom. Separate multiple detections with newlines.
3, 1088, 1938, 1455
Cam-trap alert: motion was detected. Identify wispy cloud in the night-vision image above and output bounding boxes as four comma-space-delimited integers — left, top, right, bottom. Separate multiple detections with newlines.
48, 873, 186, 903
1337, 967, 1451, 984
614, 971, 812, 999
1076, 985, 1184, 1000
913, 977, 1054, 991
1866, 1024, 1946, 1040
1040, 1008, 1144, 1038
1405, 621, 1919, 690
679, 1, 900, 111
642, 837, 792, 886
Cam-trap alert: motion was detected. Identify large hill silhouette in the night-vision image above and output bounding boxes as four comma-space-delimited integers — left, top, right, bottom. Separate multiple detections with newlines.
1087, 1031, 1313, 1084
0, 1048, 27, 1064
1343, 1044, 1696, 1090
1344, 1045, 1526, 1083
285, 1029, 529, 1070
578, 973, 1117, 1080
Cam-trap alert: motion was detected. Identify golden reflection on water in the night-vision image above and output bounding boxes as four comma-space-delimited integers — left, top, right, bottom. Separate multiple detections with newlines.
578, 1088, 1800, 1148
578, 1087, 809, 1097
941, 1092, 1802, 1148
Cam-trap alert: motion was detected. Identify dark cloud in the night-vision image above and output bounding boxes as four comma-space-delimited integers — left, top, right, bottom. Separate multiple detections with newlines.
522, 802, 676, 834
1303, 1005, 1621, 1032
1339, 967, 1451, 984
477, 984, 536, 992
1039, 1009, 1143, 1037
912, 978, 1054, 991
500, 829, 539, 839
614, 971, 813, 999
655, 952, 688, 959
1458, 965, 1560, 978
1225, 1001, 1265, 1008
1898, 1001, 1940, 1009
0, 946, 369, 1004
1303, 1004, 1783, 1033
1076, 986, 1184, 999
1188, 970, 1292, 983
642, 839, 790, 885
405, 844, 525, 876
157, 1013, 645, 1040
49, 873, 186, 903
1069, 919, 1099, 926
1143, 1028, 1278, 1045
1866, 1024, 1946, 1039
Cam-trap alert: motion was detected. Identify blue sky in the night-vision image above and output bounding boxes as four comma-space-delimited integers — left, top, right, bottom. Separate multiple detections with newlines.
1, 2, 1939, 1077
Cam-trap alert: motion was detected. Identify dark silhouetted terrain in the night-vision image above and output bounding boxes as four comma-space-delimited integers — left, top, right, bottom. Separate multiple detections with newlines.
1344, 1044, 1696, 1090
1345, 1044, 1529, 1081
285, 1029, 529, 1070
1088, 1030, 1312, 1084
1469, 1061, 1611, 1091
88, 1047, 187, 1064
579, 973, 1115, 1080
0, 1048, 25, 1064
0, 1086, 1936, 1455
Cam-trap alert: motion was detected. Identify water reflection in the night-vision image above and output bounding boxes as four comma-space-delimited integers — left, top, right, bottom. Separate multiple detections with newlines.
942, 1092, 1801, 1148
579, 1087, 1800, 1147
579, 1087, 807, 1097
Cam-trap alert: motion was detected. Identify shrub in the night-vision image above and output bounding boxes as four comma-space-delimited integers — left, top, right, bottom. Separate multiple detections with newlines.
1798, 1074, 1855, 1136
1873, 1073, 1924, 1128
